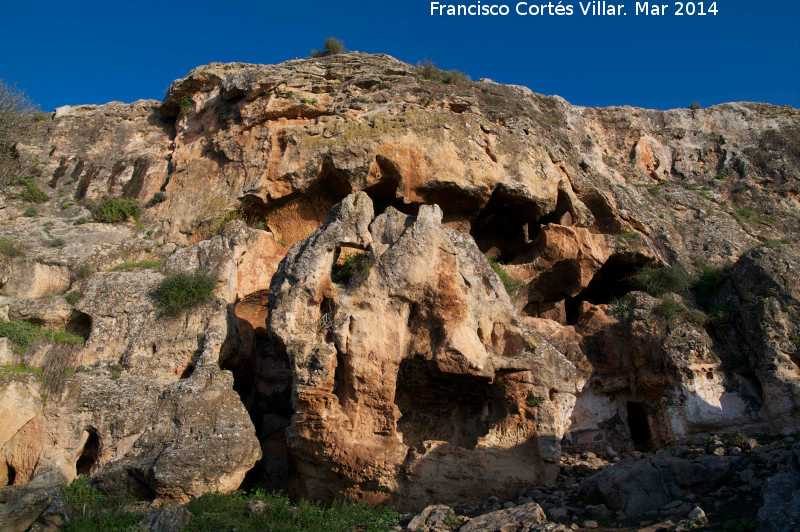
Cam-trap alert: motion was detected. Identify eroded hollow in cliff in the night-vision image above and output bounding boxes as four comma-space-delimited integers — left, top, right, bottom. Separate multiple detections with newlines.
394, 357, 494, 450
470, 188, 543, 263
565, 254, 649, 324
76, 428, 100, 475
65, 310, 92, 340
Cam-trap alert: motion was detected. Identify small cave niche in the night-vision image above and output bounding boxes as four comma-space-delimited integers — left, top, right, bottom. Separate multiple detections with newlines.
394, 357, 494, 450
3, 462, 16, 486
470, 187, 543, 263
332, 349, 350, 407
331, 245, 370, 287
564, 255, 649, 325
363, 156, 419, 216
417, 184, 485, 221
626, 402, 653, 451
76, 428, 100, 475
65, 310, 92, 341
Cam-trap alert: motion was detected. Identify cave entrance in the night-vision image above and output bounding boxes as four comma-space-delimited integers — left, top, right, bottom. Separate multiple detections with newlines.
565, 255, 649, 324
394, 357, 494, 450
65, 310, 92, 340
626, 402, 653, 451
76, 429, 100, 475
470, 187, 543, 264
3, 462, 16, 486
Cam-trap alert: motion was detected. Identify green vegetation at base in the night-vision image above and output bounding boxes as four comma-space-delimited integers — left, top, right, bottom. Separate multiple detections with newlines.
62, 476, 400, 532
154, 271, 217, 315
92, 197, 141, 223
0, 319, 85, 350
184, 489, 399, 532
108, 259, 165, 272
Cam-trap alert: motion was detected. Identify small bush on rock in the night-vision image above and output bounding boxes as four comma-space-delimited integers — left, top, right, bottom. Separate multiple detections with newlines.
92, 197, 141, 223
632, 264, 693, 296
487, 256, 522, 297
154, 271, 217, 315
332, 251, 371, 286
311, 37, 346, 57
18, 178, 49, 203
0, 237, 23, 257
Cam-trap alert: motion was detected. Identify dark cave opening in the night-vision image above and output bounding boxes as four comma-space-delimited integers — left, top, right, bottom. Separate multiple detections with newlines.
76, 429, 100, 475
4, 463, 16, 486
65, 310, 92, 341
470, 187, 544, 263
564, 255, 648, 324
626, 402, 653, 451
394, 357, 495, 450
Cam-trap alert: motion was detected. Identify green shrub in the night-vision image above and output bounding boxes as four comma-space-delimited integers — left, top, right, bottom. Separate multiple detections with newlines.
154, 271, 217, 315
180, 96, 194, 114
311, 37, 346, 57
74, 216, 88, 225
212, 209, 246, 235
331, 251, 371, 286
610, 299, 632, 319
145, 191, 167, 208
689, 102, 701, 110
48, 237, 66, 247
74, 261, 97, 280
731, 206, 757, 222
92, 197, 141, 223
32, 110, 50, 121
419, 61, 469, 85
0, 319, 85, 350
23, 205, 37, 217
65, 290, 81, 306
43, 221, 54, 231
108, 259, 165, 272
527, 396, 542, 408
655, 297, 707, 330
0, 237, 23, 257
487, 256, 522, 297
632, 264, 693, 296
18, 178, 49, 203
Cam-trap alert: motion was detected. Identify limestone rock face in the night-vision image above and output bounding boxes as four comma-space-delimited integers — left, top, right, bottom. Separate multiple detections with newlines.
268, 193, 576, 510
0, 268, 260, 502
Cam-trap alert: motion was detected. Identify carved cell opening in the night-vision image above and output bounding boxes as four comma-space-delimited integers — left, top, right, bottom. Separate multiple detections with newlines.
394, 357, 494, 450
626, 402, 653, 451
76, 428, 100, 475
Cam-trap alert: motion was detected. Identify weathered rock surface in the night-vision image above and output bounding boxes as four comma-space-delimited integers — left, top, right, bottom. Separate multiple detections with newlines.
268, 193, 577, 510
1, 51, 799, 520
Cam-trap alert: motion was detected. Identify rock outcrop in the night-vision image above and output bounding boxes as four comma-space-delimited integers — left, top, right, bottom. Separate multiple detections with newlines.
268, 193, 576, 509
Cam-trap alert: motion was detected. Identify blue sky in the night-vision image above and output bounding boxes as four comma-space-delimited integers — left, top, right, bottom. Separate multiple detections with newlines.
1, 1, 797, 111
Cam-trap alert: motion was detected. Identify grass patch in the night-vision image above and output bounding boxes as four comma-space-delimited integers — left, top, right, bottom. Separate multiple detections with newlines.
184, 489, 399, 532
18, 178, 49, 203
2, 363, 43, 376
610, 299, 632, 319
65, 290, 81, 306
154, 271, 217, 315
0, 319, 85, 350
632, 264, 693, 296
331, 251, 371, 286
655, 297, 708, 331
486, 256, 522, 297
48, 237, 66, 247
0, 237, 23, 257
617, 231, 639, 243
92, 197, 141, 223
180, 96, 194, 114
692, 265, 737, 324
108, 259, 165, 272
63, 475, 141, 532
526, 396, 542, 408
23, 205, 38, 217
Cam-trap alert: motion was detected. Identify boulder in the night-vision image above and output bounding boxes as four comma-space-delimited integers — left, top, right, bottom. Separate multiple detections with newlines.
458, 501, 546, 532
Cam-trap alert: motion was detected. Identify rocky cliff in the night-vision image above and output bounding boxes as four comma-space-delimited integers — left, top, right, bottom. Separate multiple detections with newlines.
1, 52, 799, 528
